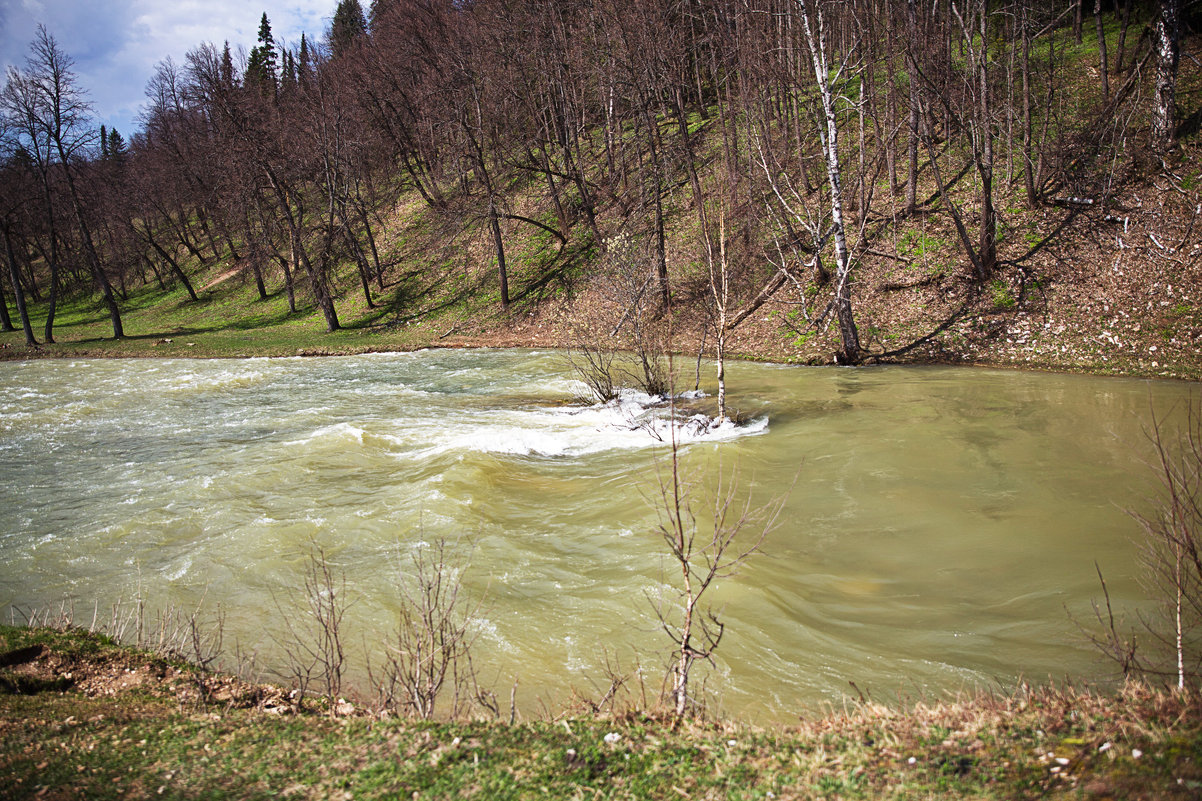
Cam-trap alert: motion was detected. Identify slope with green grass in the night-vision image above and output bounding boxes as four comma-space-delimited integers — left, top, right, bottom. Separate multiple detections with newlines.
3, 626, 1202, 800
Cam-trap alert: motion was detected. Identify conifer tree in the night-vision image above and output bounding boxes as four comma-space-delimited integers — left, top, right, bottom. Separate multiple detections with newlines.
257, 12, 277, 76
99, 124, 108, 159
282, 50, 297, 93
245, 12, 278, 94
330, 0, 367, 58
298, 33, 311, 87
220, 40, 235, 88
107, 128, 126, 162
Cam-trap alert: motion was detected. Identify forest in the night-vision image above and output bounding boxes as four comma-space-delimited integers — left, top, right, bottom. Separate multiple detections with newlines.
0, 0, 1198, 372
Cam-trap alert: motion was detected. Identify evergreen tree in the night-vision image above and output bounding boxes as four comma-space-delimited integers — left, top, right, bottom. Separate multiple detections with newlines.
330, 0, 367, 58
107, 128, 126, 162
257, 12, 277, 76
282, 50, 297, 93
297, 33, 311, 87
99, 124, 108, 159
245, 12, 278, 94
220, 40, 235, 88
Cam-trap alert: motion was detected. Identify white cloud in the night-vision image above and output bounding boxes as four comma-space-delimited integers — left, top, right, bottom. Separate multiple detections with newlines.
1, 0, 332, 138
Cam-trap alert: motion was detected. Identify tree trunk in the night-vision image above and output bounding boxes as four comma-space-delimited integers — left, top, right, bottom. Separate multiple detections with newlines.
1095, 0, 1110, 101
353, 193, 385, 290
42, 253, 58, 345
344, 223, 375, 308
488, 201, 510, 311
15, 237, 40, 303
34, 178, 60, 343
1152, 0, 1180, 153
0, 253, 14, 332
70, 195, 122, 338
800, 0, 861, 364
267, 168, 339, 331
141, 224, 199, 302
3, 227, 36, 345
0, 282, 13, 335
251, 258, 268, 300
975, 2, 997, 279
1021, 6, 1038, 205
1115, 0, 1133, 74
905, 0, 921, 214
53, 138, 122, 338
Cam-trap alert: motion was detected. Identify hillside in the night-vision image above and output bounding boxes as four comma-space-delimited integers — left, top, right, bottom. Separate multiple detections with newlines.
1, 4, 1199, 380
2, 144, 1200, 378
2, 153, 1200, 380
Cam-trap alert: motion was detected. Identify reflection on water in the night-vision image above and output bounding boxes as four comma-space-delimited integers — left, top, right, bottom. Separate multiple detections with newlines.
0, 350, 1194, 720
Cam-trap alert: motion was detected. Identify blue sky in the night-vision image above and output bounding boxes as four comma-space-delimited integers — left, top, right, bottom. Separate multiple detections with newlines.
1, 0, 333, 140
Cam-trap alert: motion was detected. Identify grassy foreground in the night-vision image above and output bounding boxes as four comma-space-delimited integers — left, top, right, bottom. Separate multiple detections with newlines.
3, 626, 1201, 800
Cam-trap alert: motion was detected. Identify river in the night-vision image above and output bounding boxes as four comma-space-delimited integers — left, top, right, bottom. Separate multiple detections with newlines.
0, 349, 1193, 720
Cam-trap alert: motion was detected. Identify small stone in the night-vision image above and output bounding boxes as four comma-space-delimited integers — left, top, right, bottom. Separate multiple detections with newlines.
603, 732, 621, 745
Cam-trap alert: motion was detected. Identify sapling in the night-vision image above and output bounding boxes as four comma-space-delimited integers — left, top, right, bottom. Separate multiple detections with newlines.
650, 389, 786, 723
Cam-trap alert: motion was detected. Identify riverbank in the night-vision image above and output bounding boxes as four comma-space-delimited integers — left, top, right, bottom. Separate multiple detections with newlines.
3, 624, 1200, 800
1, 283, 1198, 383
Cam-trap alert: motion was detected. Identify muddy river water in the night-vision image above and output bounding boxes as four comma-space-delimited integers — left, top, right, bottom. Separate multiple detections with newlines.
0, 349, 1194, 720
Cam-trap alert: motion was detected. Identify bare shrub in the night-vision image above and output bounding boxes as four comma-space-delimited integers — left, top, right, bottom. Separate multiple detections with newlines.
8, 600, 76, 631
1087, 397, 1202, 690
369, 538, 491, 719
599, 232, 671, 398
7, 593, 230, 706
566, 330, 620, 403
567, 647, 648, 719
273, 543, 351, 710
650, 429, 787, 724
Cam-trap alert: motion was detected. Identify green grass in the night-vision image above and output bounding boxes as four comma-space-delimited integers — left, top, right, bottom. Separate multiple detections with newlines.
4, 625, 1202, 800
0, 211, 513, 361
989, 279, 1016, 311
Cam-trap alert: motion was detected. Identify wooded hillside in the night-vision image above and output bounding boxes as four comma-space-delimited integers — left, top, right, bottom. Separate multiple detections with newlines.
1, 0, 1199, 376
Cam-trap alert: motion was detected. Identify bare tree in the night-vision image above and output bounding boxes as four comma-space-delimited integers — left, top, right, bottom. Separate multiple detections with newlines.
18, 26, 124, 338
273, 544, 351, 709
796, 0, 862, 363
702, 205, 732, 423
0, 149, 38, 344
2, 58, 64, 342
1131, 400, 1202, 689
652, 431, 784, 724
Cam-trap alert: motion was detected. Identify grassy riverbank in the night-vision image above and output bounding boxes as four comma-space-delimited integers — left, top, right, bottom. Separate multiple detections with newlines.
3, 625, 1201, 800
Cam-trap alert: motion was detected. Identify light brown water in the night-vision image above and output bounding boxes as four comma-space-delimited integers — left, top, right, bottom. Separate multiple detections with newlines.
0, 350, 1193, 720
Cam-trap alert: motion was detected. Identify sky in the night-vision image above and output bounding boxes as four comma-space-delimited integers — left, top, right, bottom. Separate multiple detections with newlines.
1, 0, 333, 140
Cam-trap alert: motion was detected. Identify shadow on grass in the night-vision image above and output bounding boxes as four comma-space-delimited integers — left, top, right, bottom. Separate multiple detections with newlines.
511, 240, 592, 306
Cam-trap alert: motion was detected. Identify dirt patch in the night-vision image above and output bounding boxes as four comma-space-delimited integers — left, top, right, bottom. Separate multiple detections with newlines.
201, 267, 240, 292
0, 635, 295, 713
